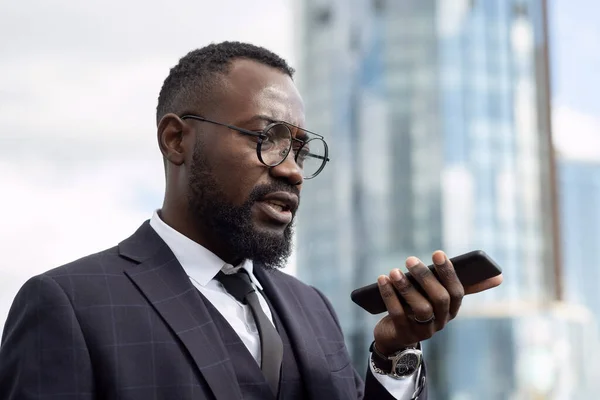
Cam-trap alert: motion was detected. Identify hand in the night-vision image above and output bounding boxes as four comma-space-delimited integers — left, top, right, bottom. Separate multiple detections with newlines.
373, 250, 503, 355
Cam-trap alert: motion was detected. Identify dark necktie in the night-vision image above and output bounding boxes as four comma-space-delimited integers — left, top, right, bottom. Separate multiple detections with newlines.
215, 270, 283, 396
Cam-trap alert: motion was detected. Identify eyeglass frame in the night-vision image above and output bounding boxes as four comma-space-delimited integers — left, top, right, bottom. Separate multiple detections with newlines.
180, 114, 330, 179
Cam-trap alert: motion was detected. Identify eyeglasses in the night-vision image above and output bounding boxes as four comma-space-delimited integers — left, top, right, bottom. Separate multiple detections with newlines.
180, 114, 329, 179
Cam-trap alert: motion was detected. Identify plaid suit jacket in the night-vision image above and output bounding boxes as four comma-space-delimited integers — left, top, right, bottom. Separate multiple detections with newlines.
0, 221, 426, 399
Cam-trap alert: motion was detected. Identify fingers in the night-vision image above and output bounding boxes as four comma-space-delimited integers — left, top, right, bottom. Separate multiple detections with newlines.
383, 251, 466, 329
464, 274, 503, 295
376, 275, 405, 318
376, 275, 410, 336
389, 268, 436, 325
376, 275, 428, 351
430, 251, 464, 319
374, 251, 468, 353
374, 251, 494, 353
403, 256, 451, 328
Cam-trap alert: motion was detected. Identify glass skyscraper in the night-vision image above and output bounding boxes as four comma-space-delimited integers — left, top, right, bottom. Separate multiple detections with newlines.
558, 159, 600, 320
554, 158, 600, 398
295, 0, 592, 398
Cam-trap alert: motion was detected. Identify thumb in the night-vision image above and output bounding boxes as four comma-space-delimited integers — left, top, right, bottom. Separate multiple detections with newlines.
464, 274, 503, 295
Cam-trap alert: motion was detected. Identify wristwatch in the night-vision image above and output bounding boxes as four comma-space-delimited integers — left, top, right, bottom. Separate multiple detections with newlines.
369, 341, 423, 379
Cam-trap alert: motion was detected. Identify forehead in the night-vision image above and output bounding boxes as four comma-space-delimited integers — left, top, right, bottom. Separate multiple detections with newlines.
214, 59, 305, 126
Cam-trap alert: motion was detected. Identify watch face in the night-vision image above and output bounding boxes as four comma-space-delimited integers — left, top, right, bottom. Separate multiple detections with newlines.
394, 350, 421, 376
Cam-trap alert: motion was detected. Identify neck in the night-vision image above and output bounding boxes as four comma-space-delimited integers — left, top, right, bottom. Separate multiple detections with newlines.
159, 200, 243, 266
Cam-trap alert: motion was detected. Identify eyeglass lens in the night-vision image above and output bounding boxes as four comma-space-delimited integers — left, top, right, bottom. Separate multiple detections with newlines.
259, 124, 327, 179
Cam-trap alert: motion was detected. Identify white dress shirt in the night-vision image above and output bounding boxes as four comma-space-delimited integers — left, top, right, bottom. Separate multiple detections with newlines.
149, 211, 417, 399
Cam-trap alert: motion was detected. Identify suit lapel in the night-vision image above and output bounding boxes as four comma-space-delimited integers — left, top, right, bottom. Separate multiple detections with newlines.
254, 268, 338, 400
119, 221, 242, 400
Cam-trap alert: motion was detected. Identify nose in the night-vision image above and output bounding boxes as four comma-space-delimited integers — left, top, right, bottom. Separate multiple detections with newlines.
269, 150, 303, 186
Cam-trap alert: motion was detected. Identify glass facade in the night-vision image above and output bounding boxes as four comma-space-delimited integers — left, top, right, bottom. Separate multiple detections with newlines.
559, 159, 600, 322
295, 0, 589, 398
554, 159, 600, 398
425, 310, 597, 398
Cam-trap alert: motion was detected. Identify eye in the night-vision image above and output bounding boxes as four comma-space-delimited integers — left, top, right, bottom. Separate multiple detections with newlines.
259, 131, 275, 150
294, 144, 310, 166
293, 141, 307, 153
241, 129, 264, 146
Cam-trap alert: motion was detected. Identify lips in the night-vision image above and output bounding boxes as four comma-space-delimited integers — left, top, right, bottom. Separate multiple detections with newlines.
254, 191, 299, 225
260, 192, 299, 214
264, 200, 290, 212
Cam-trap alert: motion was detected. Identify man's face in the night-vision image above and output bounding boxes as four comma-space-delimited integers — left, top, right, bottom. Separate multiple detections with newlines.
185, 59, 305, 269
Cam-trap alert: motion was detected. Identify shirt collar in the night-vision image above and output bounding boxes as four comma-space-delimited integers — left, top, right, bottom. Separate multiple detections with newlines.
149, 210, 263, 290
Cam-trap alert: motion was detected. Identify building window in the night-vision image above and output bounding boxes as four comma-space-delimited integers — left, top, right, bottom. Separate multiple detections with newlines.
313, 7, 331, 26
373, 0, 385, 13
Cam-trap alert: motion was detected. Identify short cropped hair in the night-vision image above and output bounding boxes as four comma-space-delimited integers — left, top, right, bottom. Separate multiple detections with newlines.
156, 41, 295, 124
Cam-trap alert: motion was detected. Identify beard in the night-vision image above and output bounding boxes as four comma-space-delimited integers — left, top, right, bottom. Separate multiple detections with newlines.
187, 143, 298, 270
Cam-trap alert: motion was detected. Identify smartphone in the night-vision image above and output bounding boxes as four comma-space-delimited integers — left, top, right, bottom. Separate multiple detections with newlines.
350, 250, 502, 314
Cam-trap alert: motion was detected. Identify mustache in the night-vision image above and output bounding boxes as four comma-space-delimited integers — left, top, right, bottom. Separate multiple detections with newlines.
247, 181, 300, 204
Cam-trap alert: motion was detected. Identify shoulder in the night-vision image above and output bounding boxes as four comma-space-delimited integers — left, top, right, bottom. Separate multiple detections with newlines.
40, 219, 157, 281
4, 245, 125, 324
44, 245, 124, 278
17, 245, 134, 306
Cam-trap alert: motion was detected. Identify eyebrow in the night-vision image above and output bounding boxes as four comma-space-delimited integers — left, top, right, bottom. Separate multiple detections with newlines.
237, 115, 278, 126
238, 114, 312, 141
294, 129, 309, 141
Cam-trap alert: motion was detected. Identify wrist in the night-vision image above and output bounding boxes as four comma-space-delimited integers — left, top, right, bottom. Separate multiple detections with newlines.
374, 341, 418, 356
369, 341, 423, 379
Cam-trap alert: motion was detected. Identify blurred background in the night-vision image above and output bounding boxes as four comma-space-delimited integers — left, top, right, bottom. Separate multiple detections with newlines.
1, 0, 598, 398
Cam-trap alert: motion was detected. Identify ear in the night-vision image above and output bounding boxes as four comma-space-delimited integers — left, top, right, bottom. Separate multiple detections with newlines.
157, 113, 189, 166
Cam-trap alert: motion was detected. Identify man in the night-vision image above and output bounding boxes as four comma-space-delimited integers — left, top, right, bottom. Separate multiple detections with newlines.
0, 42, 502, 399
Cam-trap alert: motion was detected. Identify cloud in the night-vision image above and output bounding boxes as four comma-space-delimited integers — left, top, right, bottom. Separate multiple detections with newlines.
553, 105, 600, 162
0, 0, 297, 160
0, 59, 166, 147
0, 0, 299, 327
550, 0, 600, 116
0, 156, 165, 323
0, 0, 296, 63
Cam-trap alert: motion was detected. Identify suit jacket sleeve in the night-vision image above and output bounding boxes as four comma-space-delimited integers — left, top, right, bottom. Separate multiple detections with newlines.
311, 286, 427, 400
0, 274, 95, 399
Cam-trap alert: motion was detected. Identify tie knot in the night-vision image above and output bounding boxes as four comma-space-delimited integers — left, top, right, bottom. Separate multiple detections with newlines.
215, 270, 255, 304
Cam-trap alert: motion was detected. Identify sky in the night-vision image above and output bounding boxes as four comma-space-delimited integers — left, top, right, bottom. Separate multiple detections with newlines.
549, 0, 600, 161
0, 0, 598, 326
0, 0, 296, 324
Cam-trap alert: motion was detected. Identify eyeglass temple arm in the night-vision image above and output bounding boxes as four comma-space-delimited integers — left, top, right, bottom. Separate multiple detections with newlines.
181, 115, 330, 162
180, 115, 264, 138
305, 153, 329, 162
